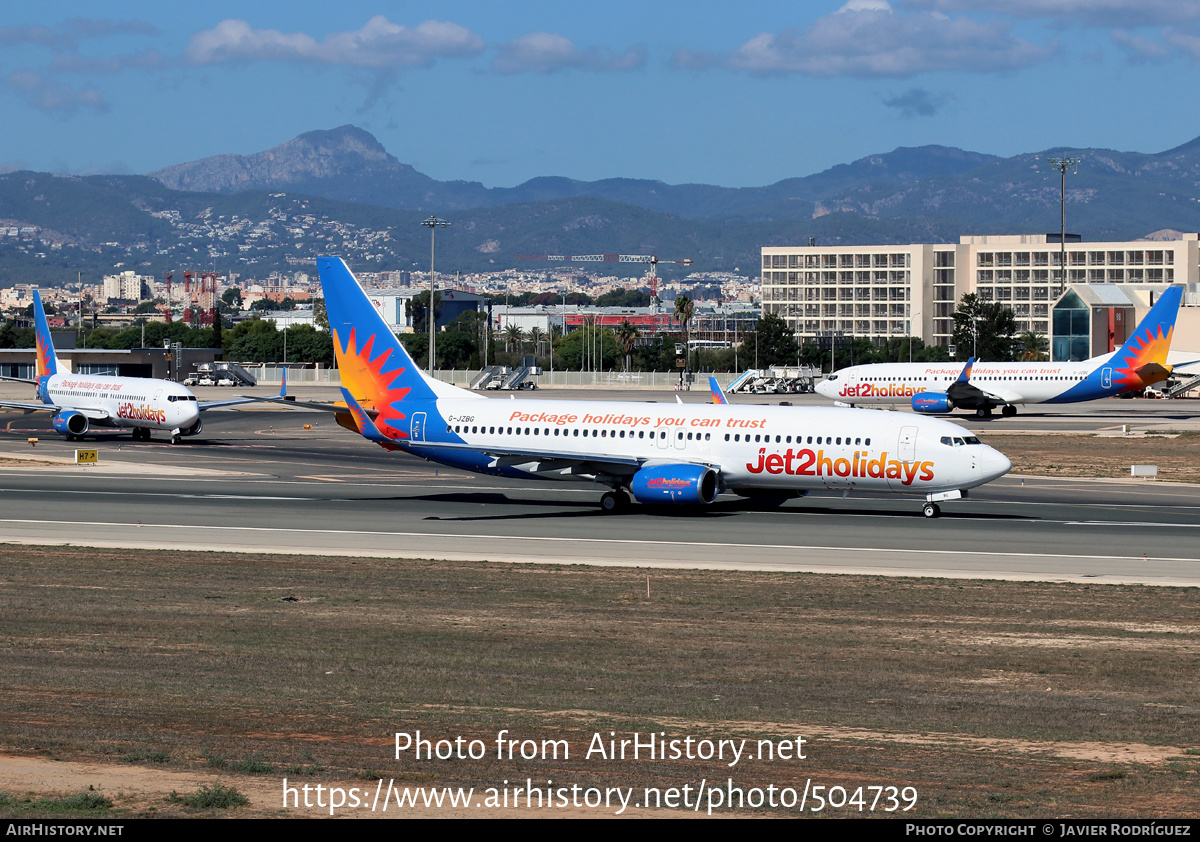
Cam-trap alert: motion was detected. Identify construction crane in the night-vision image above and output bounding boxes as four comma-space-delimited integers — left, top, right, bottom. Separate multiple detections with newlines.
515, 253, 693, 309
162, 272, 173, 323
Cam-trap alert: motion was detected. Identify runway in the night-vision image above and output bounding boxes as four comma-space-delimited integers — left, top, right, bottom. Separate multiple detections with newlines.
2, 399, 1199, 586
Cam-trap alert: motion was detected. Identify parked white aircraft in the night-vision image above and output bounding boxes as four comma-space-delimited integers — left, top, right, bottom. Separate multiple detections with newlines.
0, 290, 259, 443
296, 258, 1010, 517
816, 285, 1185, 417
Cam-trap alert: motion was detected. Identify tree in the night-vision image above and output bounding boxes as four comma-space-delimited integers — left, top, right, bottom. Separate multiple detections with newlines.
674, 295, 694, 372
616, 320, 639, 372
504, 323, 525, 353
1018, 330, 1048, 361
950, 293, 1018, 362
528, 326, 544, 358
745, 313, 798, 367
221, 288, 243, 309
406, 291, 441, 334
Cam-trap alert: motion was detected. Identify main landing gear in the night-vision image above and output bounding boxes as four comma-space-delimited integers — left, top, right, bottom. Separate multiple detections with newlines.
131, 428, 151, 442
1001, 404, 1017, 417
599, 489, 631, 513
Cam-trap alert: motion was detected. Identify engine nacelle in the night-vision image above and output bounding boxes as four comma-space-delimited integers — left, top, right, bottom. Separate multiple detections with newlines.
182, 418, 203, 437
52, 410, 89, 437
630, 464, 719, 506
912, 392, 954, 414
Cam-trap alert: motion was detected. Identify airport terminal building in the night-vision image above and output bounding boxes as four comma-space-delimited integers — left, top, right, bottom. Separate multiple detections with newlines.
761, 233, 1200, 355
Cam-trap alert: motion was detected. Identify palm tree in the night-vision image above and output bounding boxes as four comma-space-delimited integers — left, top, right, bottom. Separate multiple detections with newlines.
528, 326, 544, 358
504, 323, 525, 354
674, 295, 695, 376
616, 319, 639, 372
1019, 330, 1048, 361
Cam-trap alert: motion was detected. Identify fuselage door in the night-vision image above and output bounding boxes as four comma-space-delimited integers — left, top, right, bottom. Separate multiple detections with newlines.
411, 411, 427, 442
1101, 367, 1112, 390
899, 425, 918, 461
657, 428, 669, 449
674, 429, 686, 450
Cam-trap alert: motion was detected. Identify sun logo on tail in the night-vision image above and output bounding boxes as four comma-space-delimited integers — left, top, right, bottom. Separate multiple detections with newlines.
1114, 323, 1172, 390
333, 326, 411, 439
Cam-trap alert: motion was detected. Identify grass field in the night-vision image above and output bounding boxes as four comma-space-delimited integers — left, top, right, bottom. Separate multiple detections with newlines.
981, 432, 1200, 482
1, 545, 1198, 818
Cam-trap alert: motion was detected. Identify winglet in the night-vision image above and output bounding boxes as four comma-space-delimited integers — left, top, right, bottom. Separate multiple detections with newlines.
956, 357, 976, 383
279, 367, 289, 400
339, 387, 400, 450
709, 376, 729, 405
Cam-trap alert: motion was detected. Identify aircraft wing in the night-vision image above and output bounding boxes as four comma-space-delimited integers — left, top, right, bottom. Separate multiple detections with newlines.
0, 399, 112, 419
945, 379, 1022, 408
209, 378, 296, 411
198, 396, 277, 411
0, 399, 56, 413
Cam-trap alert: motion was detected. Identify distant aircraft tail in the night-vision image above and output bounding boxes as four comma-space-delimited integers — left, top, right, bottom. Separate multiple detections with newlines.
956, 357, 976, 383
708, 375, 729, 405
1106, 285, 1182, 390
32, 290, 61, 379
316, 257, 477, 440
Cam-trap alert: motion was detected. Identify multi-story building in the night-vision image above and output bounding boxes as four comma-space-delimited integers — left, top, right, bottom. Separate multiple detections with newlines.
762, 233, 1200, 347
102, 270, 151, 303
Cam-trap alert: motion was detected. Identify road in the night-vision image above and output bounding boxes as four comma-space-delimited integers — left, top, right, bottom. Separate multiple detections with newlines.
1, 395, 1197, 586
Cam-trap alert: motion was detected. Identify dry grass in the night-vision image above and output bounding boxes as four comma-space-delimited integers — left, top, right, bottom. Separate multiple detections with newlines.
981, 432, 1200, 482
0, 545, 1198, 817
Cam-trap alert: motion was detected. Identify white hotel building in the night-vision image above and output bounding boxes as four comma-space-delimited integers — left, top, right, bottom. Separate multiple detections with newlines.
761, 233, 1198, 348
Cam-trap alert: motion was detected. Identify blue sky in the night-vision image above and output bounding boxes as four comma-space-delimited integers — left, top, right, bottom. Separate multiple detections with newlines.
3, 1, 1198, 187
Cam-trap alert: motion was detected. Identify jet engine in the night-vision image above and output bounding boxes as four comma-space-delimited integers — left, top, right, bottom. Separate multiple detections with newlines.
911, 393, 954, 414
629, 464, 719, 505
52, 410, 89, 437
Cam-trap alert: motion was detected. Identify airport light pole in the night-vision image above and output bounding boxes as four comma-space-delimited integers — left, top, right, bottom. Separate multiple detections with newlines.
421, 215, 450, 373
1046, 157, 1079, 296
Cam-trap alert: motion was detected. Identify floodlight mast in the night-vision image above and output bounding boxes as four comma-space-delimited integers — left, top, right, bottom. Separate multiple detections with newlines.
421, 215, 450, 372
1047, 156, 1079, 296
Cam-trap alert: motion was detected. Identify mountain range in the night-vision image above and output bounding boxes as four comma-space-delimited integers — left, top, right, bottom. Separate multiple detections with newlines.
147, 125, 1200, 238
2, 125, 1200, 287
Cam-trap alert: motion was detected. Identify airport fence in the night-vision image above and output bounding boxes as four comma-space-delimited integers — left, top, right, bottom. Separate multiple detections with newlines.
251, 365, 737, 390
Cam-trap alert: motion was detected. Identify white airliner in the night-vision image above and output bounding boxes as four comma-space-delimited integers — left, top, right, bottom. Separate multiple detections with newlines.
0, 290, 260, 443
816, 285, 1185, 418
291, 258, 1010, 517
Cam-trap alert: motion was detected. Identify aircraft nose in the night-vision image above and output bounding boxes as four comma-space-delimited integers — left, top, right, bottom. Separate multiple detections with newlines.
981, 446, 1012, 481
816, 380, 833, 398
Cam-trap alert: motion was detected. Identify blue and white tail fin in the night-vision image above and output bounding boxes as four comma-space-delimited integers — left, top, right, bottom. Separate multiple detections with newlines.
1103, 285, 1182, 391
32, 290, 61, 380
708, 375, 729, 405
317, 257, 478, 415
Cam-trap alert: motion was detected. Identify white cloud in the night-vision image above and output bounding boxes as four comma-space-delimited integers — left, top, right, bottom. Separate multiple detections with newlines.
185, 17, 484, 69
0, 18, 157, 52
726, 4, 1049, 77
1164, 29, 1200, 61
8, 71, 107, 113
1111, 29, 1169, 62
492, 32, 645, 74
901, 1, 1200, 27
881, 87, 954, 116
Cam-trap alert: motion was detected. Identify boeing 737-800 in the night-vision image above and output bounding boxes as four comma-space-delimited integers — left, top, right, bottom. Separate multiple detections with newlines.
297, 258, 1010, 517
816, 285, 1185, 417
0, 290, 259, 443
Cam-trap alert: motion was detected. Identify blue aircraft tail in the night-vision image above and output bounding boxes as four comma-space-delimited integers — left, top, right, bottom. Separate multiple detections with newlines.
316, 257, 476, 440
1105, 285, 1182, 391
32, 290, 60, 379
